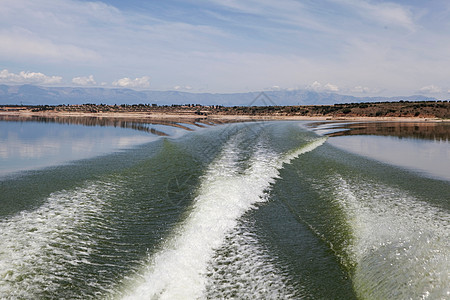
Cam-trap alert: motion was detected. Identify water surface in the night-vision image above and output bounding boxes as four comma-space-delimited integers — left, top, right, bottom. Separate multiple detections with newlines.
0, 121, 157, 177
0, 119, 448, 299
310, 121, 450, 181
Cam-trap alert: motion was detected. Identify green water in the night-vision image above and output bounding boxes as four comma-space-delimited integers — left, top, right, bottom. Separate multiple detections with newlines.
0, 120, 448, 299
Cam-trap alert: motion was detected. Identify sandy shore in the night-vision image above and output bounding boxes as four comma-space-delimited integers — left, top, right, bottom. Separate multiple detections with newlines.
0, 109, 448, 123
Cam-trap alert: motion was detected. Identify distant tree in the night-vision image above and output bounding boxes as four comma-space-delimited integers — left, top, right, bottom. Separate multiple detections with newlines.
342, 108, 352, 114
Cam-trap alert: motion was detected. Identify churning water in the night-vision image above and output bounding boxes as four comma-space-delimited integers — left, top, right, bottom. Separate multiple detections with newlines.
0, 120, 448, 299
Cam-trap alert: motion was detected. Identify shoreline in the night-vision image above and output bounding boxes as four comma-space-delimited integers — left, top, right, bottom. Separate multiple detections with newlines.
2, 108, 447, 143
0, 109, 448, 123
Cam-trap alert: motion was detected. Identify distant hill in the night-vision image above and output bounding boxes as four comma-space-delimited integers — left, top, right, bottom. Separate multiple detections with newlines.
0, 84, 441, 106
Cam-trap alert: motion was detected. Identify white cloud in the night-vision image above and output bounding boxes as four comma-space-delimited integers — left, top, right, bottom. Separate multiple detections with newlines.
0, 69, 62, 85
308, 81, 322, 91
419, 85, 442, 94
0, 31, 100, 63
323, 83, 339, 92
351, 85, 381, 94
72, 75, 96, 86
307, 81, 339, 92
0, 0, 447, 96
206, 0, 331, 33
351, 85, 370, 93
173, 85, 193, 91
333, 0, 416, 31
0, 0, 124, 73
112, 76, 150, 89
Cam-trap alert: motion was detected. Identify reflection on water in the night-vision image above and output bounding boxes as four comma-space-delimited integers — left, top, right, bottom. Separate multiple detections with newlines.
0, 121, 158, 177
310, 121, 450, 181
310, 121, 449, 141
0, 115, 220, 136
0, 115, 242, 177
328, 136, 450, 181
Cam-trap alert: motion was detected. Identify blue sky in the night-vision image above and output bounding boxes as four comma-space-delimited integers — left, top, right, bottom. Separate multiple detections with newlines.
1, 0, 449, 98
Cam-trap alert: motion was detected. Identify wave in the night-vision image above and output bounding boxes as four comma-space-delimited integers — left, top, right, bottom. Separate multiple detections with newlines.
0, 179, 122, 298
119, 134, 326, 299
3, 119, 446, 299
205, 224, 297, 299
331, 175, 449, 299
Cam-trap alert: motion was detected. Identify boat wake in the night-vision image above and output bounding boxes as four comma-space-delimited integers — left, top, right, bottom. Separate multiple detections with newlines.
331, 175, 449, 299
0, 179, 123, 298
120, 134, 326, 299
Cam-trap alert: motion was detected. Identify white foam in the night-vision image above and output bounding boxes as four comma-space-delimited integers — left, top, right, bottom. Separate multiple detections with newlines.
0, 180, 119, 298
121, 137, 326, 299
331, 175, 450, 299
206, 225, 298, 299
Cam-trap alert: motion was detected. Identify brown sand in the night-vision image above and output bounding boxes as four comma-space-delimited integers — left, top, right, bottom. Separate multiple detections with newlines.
0, 109, 448, 123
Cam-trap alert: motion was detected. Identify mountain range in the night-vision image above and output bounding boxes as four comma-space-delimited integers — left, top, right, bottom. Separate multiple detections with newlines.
0, 84, 441, 106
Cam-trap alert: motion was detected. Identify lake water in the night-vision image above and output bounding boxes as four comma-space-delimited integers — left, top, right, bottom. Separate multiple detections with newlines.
0, 118, 448, 299
310, 121, 450, 181
0, 121, 157, 177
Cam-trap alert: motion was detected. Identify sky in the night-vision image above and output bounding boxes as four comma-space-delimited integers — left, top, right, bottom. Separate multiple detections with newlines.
1, 0, 450, 98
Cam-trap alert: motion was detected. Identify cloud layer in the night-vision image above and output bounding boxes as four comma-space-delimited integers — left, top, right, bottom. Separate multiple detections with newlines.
72, 75, 96, 86
419, 85, 442, 94
112, 76, 151, 89
0, 69, 62, 85
1, 0, 450, 98
308, 81, 340, 93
